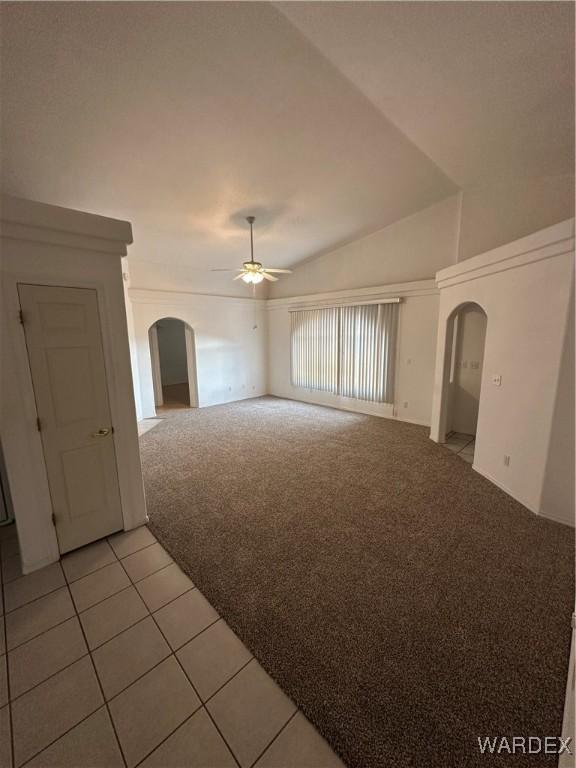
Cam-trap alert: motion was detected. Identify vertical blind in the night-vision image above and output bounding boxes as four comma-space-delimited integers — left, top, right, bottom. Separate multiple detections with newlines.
290, 302, 399, 403
290, 307, 339, 392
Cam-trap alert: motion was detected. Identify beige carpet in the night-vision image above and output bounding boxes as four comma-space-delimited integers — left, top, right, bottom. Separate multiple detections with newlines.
139, 397, 574, 768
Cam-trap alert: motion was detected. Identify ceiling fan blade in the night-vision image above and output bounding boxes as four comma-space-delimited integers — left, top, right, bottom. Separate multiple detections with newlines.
263, 268, 292, 274
233, 273, 246, 281
261, 272, 279, 281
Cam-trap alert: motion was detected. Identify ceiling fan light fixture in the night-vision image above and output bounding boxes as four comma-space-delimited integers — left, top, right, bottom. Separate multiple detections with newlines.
241, 271, 264, 284
211, 216, 291, 286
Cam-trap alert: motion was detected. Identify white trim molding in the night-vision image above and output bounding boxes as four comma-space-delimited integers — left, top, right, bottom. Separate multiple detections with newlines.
266, 278, 438, 311
1, 194, 133, 255
129, 287, 266, 308
436, 219, 574, 290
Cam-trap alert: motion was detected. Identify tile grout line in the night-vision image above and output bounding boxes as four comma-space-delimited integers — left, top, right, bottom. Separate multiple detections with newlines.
202, 655, 254, 706
131, 704, 206, 768
134, 540, 306, 768
3, 580, 65, 617
19, 704, 111, 767
71, 560, 184, 615
1, 532, 165, 767
115, 553, 245, 768
123, 559, 175, 587
7, 584, 131, 654
84, 582, 196, 652
68, 608, 230, 708
6, 532, 310, 768
114, 555, 224, 768
9, 651, 92, 706
6, 538, 161, 650
75, 579, 196, 649
2, 560, 16, 768
5, 532, 155, 767
168, 614, 222, 654
61, 536, 163, 588
14, 596, 140, 764
107, 535, 161, 562
72, 580, 129, 768
155, 542, 326, 768
122, 546, 303, 768
248, 708, 299, 768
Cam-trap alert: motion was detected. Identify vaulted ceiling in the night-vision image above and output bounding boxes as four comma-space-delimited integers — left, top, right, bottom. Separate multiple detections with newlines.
278, 1, 574, 188
1, 2, 573, 294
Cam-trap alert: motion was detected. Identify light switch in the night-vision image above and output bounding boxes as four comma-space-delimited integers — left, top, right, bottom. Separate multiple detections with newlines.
492, 374, 502, 386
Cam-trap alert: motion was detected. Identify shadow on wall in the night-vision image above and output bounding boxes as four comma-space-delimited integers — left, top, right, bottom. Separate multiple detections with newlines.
148, 317, 199, 410
540, 281, 575, 524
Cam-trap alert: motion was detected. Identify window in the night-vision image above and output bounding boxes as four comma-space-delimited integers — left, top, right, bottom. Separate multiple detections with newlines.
290, 302, 399, 403
290, 307, 339, 393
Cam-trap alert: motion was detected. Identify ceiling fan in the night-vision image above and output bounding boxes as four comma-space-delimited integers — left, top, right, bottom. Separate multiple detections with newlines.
212, 216, 292, 284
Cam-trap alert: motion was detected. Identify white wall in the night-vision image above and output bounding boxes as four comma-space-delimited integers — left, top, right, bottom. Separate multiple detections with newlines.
431, 220, 575, 526
1, 195, 147, 573
458, 174, 575, 261
268, 195, 460, 298
540, 285, 575, 525
267, 281, 439, 425
121, 258, 143, 420
156, 318, 188, 386
128, 289, 267, 419
448, 306, 487, 435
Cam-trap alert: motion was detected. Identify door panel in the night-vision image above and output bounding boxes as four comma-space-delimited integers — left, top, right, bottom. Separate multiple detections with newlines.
18, 284, 123, 553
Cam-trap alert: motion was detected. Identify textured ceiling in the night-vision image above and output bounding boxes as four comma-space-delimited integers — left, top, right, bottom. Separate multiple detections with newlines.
277, 1, 574, 187
1, 1, 573, 294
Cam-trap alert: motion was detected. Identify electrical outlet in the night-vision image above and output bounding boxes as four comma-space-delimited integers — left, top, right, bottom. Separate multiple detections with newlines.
492, 374, 502, 386
504, 455, 510, 467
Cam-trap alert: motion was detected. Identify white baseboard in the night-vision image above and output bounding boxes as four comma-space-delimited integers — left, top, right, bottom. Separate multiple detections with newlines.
474, 464, 575, 527
396, 416, 431, 427
472, 464, 540, 514
267, 390, 431, 427
472, 464, 535, 511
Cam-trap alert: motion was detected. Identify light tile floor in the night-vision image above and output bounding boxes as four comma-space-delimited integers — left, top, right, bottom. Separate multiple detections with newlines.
443, 432, 475, 463
0, 522, 345, 768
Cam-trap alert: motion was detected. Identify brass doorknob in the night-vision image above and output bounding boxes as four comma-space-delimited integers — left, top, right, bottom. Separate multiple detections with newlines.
92, 428, 110, 437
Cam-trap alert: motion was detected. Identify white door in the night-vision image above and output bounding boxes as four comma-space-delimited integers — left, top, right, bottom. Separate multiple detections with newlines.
18, 284, 123, 553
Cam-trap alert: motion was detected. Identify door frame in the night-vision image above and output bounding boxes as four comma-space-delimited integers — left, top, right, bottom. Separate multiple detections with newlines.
148, 317, 199, 412
184, 325, 199, 408
431, 301, 488, 444
149, 324, 164, 407
2, 271, 146, 572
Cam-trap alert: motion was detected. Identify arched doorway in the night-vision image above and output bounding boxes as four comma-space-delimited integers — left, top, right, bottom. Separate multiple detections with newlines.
436, 302, 487, 461
148, 318, 198, 411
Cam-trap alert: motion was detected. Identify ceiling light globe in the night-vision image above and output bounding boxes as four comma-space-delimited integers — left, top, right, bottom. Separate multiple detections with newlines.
241, 273, 254, 284
252, 272, 264, 284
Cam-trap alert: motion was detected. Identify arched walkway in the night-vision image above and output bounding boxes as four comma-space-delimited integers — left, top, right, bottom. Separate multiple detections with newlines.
435, 301, 488, 447
148, 317, 198, 411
